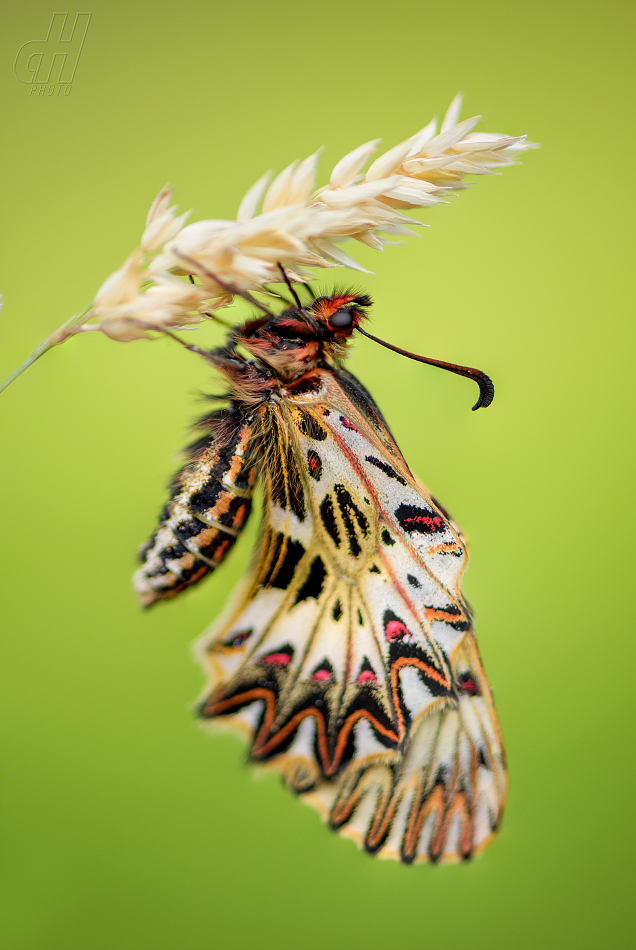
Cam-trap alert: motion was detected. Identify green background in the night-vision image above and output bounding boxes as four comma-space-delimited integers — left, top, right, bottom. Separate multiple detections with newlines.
1, 1, 634, 947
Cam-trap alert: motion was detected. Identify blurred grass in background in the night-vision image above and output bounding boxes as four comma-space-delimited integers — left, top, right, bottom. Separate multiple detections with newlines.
0, 0, 634, 947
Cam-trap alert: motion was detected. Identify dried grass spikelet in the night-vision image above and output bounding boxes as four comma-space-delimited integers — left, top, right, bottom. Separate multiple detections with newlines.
140, 185, 191, 254
0, 94, 536, 393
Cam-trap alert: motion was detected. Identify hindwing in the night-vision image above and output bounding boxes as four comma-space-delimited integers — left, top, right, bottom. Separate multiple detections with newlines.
135, 408, 258, 606
197, 367, 506, 863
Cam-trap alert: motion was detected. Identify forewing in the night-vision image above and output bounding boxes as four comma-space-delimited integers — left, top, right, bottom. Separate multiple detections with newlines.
198, 368, 506, 862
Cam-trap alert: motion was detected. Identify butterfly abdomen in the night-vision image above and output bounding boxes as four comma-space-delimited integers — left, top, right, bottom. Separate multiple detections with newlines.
134, 411, 259, 607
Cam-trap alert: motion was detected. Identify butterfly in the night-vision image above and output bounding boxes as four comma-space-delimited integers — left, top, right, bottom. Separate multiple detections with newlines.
134, 283, 506, 864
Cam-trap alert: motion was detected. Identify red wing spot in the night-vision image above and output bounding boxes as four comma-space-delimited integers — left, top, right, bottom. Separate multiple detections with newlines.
339, 416, 359, 432
260, 652, 291, 666
357, 670, 378, 685
458, 674, 480, 695
306, 449, 323, 481
385, 620, 409, 642
404, 516, 444, 531
395, 504, 447, 536
311, 669, 331, 683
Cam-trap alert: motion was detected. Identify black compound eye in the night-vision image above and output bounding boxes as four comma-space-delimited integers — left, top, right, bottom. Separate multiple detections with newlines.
329, 309, 354, 330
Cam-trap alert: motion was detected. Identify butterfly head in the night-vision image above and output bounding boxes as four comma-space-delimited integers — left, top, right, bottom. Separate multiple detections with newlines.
308, 292, 372, 337
231, 290, 372, 380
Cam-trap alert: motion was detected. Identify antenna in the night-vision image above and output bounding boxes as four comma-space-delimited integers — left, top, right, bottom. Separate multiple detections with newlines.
174, 251, 276, 318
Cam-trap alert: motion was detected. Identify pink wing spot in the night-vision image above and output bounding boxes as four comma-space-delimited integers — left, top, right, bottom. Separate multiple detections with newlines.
357, 670, 378, 685
260, 652, 291, 666
311, 669, 331, 682
385, 620, 409, 641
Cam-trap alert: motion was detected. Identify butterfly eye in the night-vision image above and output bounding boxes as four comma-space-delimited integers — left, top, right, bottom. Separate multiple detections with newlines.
329, 309, 354, 330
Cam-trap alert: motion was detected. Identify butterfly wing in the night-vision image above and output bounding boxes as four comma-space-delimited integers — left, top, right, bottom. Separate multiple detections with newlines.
134, 408, 258, 607
197, 368, 506, 863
